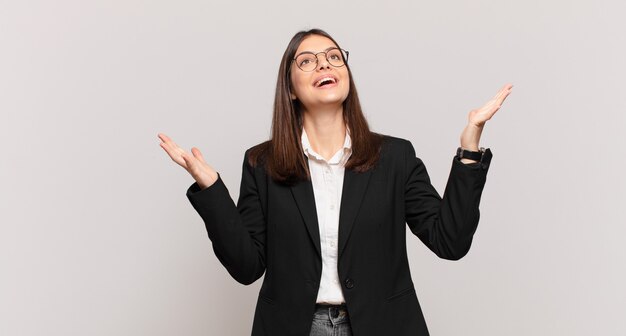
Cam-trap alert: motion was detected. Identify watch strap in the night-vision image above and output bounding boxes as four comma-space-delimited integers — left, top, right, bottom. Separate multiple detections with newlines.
456, 147, 485, 161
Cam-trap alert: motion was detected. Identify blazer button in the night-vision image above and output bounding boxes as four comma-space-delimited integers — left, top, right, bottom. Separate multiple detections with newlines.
344, 278, 354, 289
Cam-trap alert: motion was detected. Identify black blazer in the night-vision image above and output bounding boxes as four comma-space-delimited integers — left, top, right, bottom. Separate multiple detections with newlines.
186, 135, 493, 336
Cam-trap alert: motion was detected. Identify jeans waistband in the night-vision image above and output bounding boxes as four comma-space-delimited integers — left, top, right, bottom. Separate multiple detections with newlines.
313, 303, 349, 320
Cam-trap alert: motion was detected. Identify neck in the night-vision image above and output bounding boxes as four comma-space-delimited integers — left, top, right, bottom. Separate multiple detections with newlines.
302, 106, 346, 161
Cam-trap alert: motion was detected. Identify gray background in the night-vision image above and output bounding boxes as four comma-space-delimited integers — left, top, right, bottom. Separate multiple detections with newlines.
1, 0, 624, 335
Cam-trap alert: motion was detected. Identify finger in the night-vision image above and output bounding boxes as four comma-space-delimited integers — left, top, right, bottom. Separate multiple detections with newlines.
493, 83, 513, 100
158, 133, 173, 144
160, 140, 183, 158
497, 89, 512, 106
498, 83, 513, 93
160, 142, 189, 168
159, 141, 177, 158
158, 133, 184, 151
491, 87, 512, 108
181, 152, 196, 173
159, 134, 187, 157
480, 99, 500, 112
191, 147, 206, 163
487, 88, 507, 105
492, 86, 508, 102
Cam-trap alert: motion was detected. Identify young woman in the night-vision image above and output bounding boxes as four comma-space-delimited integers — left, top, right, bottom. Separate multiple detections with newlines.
159, 28, 512, 336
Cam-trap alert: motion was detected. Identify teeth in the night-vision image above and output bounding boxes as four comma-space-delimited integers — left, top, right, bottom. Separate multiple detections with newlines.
316, 77, 336, 87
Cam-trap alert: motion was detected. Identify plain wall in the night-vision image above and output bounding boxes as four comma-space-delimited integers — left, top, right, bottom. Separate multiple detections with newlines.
1, 0, 624, 335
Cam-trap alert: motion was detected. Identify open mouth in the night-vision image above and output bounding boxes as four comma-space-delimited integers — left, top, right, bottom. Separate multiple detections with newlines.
315, 76, 337, 87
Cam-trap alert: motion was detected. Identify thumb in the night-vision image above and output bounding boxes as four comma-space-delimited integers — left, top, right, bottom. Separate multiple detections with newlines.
191, 147, 206, 163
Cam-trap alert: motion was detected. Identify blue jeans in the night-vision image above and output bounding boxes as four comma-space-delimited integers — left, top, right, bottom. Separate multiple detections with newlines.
309, 304, 353, 336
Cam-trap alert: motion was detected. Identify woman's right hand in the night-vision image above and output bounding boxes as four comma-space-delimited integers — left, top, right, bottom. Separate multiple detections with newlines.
158, 133, 218, 190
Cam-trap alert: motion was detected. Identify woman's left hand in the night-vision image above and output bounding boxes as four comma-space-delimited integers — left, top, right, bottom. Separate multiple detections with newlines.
468, 83, 513, 128
460, 83, 513, 153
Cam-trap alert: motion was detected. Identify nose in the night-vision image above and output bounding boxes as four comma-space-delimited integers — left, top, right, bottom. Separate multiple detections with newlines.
316, 53, 330, 70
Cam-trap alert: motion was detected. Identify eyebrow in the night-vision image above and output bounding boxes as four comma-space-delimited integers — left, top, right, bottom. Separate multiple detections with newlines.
295, 46, 338, 57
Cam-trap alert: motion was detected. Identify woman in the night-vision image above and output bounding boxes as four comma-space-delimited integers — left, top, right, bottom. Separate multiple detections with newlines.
159, 28, 512, 336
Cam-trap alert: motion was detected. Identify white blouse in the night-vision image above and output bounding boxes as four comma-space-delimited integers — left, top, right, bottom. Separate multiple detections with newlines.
301, 127, 352, 304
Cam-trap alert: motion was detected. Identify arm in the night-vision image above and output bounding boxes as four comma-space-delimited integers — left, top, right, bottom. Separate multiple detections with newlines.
403, 83, 511, 259
186, 149, 267, 285
404, 140, 492, 260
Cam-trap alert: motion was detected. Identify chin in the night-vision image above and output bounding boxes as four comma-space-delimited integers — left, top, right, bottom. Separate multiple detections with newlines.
318, 91, 349, 104
317, 97, 346, 107
299, 90, 349, 110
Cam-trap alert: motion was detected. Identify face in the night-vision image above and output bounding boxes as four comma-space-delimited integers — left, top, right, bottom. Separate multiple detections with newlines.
289, 35, 350, 111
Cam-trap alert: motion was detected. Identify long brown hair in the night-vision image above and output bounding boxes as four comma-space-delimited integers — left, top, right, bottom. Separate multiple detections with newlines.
248, 28, 384, 185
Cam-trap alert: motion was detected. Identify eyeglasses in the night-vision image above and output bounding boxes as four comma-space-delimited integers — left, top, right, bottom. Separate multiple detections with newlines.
293, 48, 349, 72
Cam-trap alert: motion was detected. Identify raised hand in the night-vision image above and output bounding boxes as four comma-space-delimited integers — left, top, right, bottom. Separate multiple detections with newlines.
467, 83, 513, 128
459, 84, 513, 159
158, 133, 219, 190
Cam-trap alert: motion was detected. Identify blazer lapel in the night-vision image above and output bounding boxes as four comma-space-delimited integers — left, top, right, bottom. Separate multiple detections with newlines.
290, 157, 322, 259
290, 156, 373, 260
338, 167, 372, 258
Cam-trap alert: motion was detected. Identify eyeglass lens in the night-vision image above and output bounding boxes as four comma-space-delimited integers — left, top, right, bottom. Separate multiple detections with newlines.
295, 49, 346, 71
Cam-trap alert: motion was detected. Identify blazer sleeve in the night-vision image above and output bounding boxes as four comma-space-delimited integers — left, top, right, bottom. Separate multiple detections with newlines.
186, 149, 266, 285
404, 140, 493, 260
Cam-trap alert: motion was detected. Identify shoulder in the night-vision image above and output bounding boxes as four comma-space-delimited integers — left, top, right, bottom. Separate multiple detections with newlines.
361, 133, 417, 171
380, 134, 411, 146
244, 140, 271, 163
378, 133, 414, 155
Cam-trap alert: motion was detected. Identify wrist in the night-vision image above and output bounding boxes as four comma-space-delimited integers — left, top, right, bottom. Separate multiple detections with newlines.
460, 143, 480, 151
199, 171, 219, 190
460, 124, 483, 150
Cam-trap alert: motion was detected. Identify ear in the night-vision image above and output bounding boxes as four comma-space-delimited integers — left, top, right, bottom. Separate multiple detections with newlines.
290, 92, 297, 100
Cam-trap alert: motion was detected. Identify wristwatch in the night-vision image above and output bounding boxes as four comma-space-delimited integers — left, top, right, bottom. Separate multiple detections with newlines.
456, 147, 486, 162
